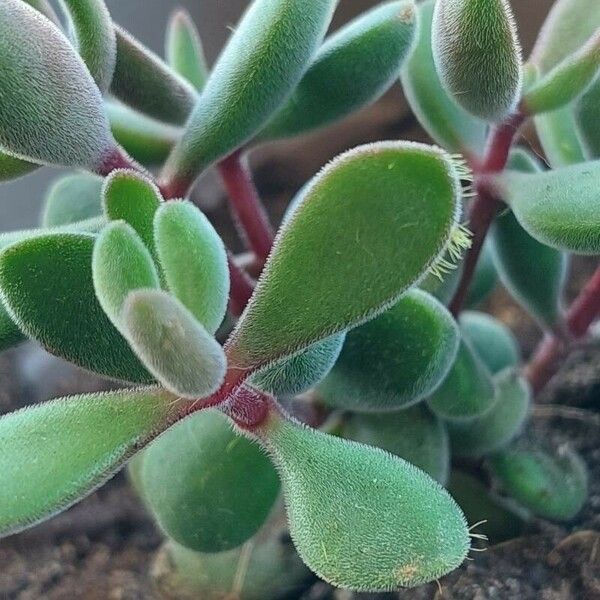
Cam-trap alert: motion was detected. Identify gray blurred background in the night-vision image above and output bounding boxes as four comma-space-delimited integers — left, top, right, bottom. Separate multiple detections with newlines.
0, 0, 554, 232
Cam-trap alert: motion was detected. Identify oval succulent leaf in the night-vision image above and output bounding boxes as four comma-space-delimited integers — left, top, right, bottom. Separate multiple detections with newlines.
106, 102, 181, 167
258, 1, 417, 141
141, 410, 280, 553
0, 233, 153, 383
0, 0, 117, 169
344, 405, 451, 485
459, 311, 520, 374
0, 152, 39, 183
490, 150, 568, 328
0, 303, 24, 353
490, 446, 589, 521
92, 221, 161, 329
154, 201, 229, 335
400, 0, 487, 156
432, 0, 523, 122
111, 27, 198, 125
166, 9, 209, 91
427, 337, 496, 421
318, 289, 460, 412
58, 0, 117, 93
535, 106, 587, 168
121, 289, 226, 399
523, 31, 600, 115
251, 333, 346, 397
161, 0, 339, 190
226, 142, 462, 373
447, 368, 531, 458
493, 159, 600, 254
103, 169, 162, 258
0, 388, 183, 538
42, 173, 104, 228
257, 414, 470, 591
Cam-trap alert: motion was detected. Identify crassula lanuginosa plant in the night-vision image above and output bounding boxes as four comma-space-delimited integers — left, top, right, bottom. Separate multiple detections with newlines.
0, 0, 597, 596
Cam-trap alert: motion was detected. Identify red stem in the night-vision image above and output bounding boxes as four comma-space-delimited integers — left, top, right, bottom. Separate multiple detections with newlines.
526, 266, 600, 393
218, 150, 275, 263
449, 114, 526, 317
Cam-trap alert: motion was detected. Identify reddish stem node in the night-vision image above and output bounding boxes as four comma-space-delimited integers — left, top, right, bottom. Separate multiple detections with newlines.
96, 146, 140, 177
218, 150, 275, 263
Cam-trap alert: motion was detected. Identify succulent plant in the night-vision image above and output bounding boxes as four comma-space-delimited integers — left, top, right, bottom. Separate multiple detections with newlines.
0, 0, 598, 596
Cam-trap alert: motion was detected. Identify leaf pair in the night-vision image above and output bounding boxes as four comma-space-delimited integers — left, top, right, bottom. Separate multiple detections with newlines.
93, 171, 229, 397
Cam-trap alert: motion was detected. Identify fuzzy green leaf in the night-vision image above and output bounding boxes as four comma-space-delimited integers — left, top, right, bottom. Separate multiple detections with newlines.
122, 289, 226, 398
154, 201, 229, 335
141, 410, 279, 553
258, 1, 417, 141
400, 0, 487, 156
41, 173, 104, 228
111, 27, 197, 125
427, 337, 495, 421
162, 0, 339, 190
0, 388, 182, 538
459, 311, 520, 375
21, 0, 61, 24
251, 333, 345, 397
166, 9, 209, 91
523, 31, 600, 115
58, 0, 116, 93
575, 76, 600, 158
0, 233, 152, 382
0, 152, 39, 183
494, 159, 600, 254
490, 150, 568, 328
344, 406, 450, 485
0, 304, 24, 353
318, 290, 459, 412
432, 0, 522, 122
0, 0, 117, 170
258, 414, 469, 591
447, 368, 531, 458
103, 169, 162, 258
490, 446, 588, 521
92, 222, 161, 329
226, 142, 462, 372
106, 102, 180, 166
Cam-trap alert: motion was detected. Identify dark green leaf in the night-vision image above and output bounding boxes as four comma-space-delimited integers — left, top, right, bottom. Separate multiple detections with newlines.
0, 152, 39, 183
111, 27, 197, 125
427, 337, 495, 421
0, 233, 153, 383
141, 410, 279, 552
447, 368, 531, 457
318, 290, 459, 412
